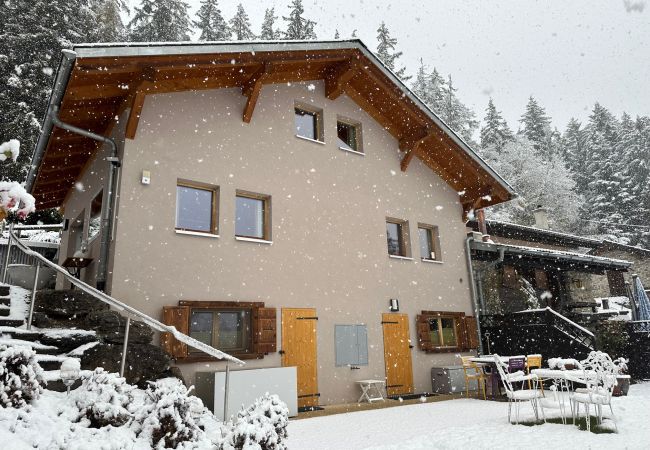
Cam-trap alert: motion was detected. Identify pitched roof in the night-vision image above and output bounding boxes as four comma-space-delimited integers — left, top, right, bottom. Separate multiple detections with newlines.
466, 219, 601, 248
27, 39, 515, 212
590, 240, 650, 258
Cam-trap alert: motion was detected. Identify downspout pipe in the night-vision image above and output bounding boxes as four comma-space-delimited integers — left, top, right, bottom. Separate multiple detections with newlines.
465, 234, 484, 355
49, 105, 120, 292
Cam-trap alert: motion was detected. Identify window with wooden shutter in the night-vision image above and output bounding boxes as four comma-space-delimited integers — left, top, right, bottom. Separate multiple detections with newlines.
253, 307, 277, 356
161, 306, 190, 359
417, 311, 469, 353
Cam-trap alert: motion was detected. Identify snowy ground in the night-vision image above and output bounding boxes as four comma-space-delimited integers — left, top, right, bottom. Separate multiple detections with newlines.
288, 383, 650, 450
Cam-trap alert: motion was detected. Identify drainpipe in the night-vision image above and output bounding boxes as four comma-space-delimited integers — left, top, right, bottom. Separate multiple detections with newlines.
49, 105, 120, 292
465, 234, 484, 355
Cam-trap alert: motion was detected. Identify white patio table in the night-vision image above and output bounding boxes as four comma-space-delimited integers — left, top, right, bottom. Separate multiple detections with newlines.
356, 379, 386, 403
531, 368, 590, 421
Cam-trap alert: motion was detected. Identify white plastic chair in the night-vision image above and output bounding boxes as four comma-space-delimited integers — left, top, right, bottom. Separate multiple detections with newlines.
493, 354, 545, 424
570, 351, 618, 432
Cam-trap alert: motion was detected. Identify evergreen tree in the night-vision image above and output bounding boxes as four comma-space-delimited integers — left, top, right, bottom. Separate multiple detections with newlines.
229, 3, 255, 41
562, 118, 585, 173
194, 0, 230, 41
89, 0, 129, 42
283, 0, 317, 40
519, 96, 553, 158
581, 103, 625, 237
375, 22, 409, 80
439, 74, 477, 143
129, 0, 191, 42
412, 59, 432, 105
480, 98, 514, 151
260, 7, 281, 40
0, 0, 94, 182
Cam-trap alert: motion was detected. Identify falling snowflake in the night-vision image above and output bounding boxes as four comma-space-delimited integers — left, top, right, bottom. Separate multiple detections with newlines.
307, 83, 316, 91
75, 182, 84, 192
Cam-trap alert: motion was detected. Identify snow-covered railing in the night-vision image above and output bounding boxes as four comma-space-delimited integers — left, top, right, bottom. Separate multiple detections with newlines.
4, 224, 244, 371
515, 306, 596, 350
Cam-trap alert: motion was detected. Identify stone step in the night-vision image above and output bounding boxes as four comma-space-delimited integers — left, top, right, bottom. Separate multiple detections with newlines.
0, 286, 10, 296
0, 326, 42, 341
36, 354, 76, 372
0, 295, 9, 306
0, 318, 24, 327
0, 305, 9, 317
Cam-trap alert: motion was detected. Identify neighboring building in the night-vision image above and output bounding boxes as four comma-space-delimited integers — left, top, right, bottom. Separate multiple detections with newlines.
26, 41, 514, 406
466, 211, 633, 316
589, 240, 650, 298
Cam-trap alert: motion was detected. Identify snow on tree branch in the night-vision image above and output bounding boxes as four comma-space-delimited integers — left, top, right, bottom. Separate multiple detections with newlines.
0, 139, 36, 220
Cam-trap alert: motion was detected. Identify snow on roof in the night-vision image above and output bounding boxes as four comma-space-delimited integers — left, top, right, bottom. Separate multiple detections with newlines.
497, 242, 630, 265
474, 219, 601, 246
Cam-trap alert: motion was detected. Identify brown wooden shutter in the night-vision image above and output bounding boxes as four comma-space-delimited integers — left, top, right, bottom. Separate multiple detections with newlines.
161, 306, 190, 359
455, 315, 469, 351
535, 269, 549, 290
503, 265, 518, 288
463, 316, 479, 350
416, 314, 432, 351
253, 307, 277, 356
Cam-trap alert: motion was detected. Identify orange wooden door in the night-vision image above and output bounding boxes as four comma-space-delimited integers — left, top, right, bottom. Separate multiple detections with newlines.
382, 313, 414, 396
281, 308, 319, 408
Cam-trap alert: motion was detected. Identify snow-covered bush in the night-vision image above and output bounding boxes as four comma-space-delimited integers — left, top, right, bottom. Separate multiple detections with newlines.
133, 377, 206, 449
0, 344, 44, 408
72, 368, 133, 428
0, 139, 35, 220
221, 393, 289, 450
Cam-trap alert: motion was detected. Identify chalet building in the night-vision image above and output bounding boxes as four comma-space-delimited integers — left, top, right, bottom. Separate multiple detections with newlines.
466, 210, 636, 317
27, 40, 516, 407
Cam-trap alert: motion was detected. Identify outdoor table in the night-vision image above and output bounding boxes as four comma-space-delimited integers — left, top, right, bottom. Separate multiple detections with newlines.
531, 368, 589, 421
356, 380, 386, 403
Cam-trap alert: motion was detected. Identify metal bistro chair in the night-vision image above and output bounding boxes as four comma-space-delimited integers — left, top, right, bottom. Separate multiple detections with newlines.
461, 356, 488, 400
570, 351, 618, 432
494, 354, 545, 424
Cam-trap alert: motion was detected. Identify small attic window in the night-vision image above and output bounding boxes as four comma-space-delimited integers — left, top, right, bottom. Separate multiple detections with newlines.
295, 105, 323, 142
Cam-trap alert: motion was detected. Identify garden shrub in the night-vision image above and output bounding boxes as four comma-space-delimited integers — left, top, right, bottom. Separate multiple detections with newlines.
133, 377, 206, 449
0, 344, 44, 408
221, 393, 289, 450
73, 368, 133, 428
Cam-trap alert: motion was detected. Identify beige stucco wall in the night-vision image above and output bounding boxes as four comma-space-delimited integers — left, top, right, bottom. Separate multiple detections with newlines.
89, 81, 476, 405
57, 111, 127, 289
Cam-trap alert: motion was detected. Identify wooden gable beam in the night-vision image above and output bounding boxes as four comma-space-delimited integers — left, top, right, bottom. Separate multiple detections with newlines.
241, 63, 271, 123
399, 128, 432, 172
325, 60, 358, 100
125, 79, 153, 140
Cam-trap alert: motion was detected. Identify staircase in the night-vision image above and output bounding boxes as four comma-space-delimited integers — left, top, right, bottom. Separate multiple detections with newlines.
0, 283, 99, 390
480, 307, 596, 361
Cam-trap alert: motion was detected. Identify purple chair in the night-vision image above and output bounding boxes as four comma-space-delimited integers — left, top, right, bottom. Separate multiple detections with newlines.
508, 356, 527, 390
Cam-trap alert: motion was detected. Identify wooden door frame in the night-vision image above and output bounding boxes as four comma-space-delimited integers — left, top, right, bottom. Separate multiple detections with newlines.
281, 308, 319, 408
381, 312, 414, 396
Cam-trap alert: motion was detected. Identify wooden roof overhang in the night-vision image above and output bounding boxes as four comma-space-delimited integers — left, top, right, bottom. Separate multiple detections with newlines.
27, 40, 515, 213
470, 240, 632, 274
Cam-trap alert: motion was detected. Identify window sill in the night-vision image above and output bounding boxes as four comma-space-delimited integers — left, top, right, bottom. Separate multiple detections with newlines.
388, 254, 413, 261
235, 236, 273, 245
421, 259, 443, 265
338, 146, 365, 156
175, 230, 219, 238
295, 135, 325, 145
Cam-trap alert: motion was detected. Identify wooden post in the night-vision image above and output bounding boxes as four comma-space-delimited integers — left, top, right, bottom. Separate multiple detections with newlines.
224, 363, 230, 421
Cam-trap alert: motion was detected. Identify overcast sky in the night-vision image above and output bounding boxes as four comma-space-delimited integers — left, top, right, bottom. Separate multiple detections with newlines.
127, 0, 649, 132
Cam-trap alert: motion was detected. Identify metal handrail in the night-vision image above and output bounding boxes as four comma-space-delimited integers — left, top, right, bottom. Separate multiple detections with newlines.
6, 225, 244, 366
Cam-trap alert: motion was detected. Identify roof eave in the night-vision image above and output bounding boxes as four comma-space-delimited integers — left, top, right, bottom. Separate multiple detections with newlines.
71, 39, 516, 202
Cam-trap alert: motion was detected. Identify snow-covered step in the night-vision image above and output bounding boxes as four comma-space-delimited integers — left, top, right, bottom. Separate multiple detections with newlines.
0, 325, 42, 341
0, 285, 9, 296
0, 318, 24, 327
0, 337, 59, 354
0, 295, 9, 306
0, 304, 9, 317
35, 354, 79, 371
